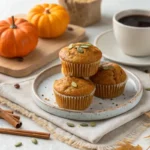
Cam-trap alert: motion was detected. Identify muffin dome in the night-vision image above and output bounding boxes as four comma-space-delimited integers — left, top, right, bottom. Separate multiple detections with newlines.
59, 42, 102, 64
54, 76, 95, 96
91, 62, 127, 85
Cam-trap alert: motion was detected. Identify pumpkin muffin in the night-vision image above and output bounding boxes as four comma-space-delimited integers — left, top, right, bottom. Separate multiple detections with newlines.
90, 62, 127, 99
53, 76, 95, 110
59, 42, 102, 77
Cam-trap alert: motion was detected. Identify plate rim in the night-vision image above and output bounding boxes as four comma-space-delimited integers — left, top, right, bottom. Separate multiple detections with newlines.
94, 29, 150, 67
32, 64, 143, 115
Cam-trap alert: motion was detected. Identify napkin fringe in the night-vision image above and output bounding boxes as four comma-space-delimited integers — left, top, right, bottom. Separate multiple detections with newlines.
0, 96, 149, 150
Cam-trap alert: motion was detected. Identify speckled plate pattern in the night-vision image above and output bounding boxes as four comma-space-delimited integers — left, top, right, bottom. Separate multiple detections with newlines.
94, 30, 150, 67
32, 64, 143, 121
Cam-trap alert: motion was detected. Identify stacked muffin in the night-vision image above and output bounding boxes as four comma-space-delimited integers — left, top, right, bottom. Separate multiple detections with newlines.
53, 42, 127, 110
90, 62, 127, 98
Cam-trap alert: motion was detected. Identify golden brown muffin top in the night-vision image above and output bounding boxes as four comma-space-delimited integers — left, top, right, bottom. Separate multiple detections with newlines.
54, 76, 95, 96
90, 62, 127, 85
59, 42, 102, 64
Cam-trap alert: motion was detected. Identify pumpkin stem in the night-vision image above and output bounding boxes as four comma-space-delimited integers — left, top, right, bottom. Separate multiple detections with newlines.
44, 8, 50, 14
10, 16, 17, 29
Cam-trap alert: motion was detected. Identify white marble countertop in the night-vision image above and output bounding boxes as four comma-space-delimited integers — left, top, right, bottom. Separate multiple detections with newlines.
1, 0, 150, 149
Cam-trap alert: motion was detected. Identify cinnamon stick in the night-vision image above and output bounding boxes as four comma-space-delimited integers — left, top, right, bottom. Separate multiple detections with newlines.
11, 116, 21, 124
0, 113, 20, 120
10, 116, 22, 127
0, 108, 22, 128
8, 114, 20, 120
4, 110, 13, 114
0, 128, 50, 139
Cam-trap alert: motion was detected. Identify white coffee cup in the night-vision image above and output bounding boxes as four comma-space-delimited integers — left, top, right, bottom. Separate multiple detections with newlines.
113, 9, 150, 56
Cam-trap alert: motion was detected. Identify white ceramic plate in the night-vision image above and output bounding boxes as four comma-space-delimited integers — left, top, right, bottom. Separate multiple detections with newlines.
32, 64, 143, 121
94, 30, 150, 67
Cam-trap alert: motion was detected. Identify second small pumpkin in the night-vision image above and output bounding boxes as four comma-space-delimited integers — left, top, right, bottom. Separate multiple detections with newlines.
27, 3, 70, 38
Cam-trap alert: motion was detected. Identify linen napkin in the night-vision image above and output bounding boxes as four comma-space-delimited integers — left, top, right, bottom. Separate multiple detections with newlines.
0, 66, 150, 144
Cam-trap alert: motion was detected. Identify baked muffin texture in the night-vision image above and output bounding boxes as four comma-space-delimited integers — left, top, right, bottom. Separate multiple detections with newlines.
59, 42, 102, 77
59, 42, 101, 64
90, 62, 127, 98
53, 76, 95, 110
91, 62, 127, 84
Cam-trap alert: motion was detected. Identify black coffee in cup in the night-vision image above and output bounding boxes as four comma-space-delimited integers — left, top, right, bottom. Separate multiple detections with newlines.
118, 15, 150, 27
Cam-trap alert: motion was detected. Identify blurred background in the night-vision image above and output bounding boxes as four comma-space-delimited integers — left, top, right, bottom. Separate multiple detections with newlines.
0, 0, 150, 20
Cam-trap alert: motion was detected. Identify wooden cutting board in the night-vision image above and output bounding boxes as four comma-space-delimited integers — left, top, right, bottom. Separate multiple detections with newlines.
0, 14, 85, 77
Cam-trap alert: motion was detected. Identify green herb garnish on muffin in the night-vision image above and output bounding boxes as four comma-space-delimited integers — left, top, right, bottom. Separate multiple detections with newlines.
71, 81, 78, 88
77, 46, 84, 53
68, 43, 74, 49
68, 43, 92, 53
102, 65, 114, 70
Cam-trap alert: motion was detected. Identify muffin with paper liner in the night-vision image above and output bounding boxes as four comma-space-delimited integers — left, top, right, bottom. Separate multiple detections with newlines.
90, 62, 127, 99
59, 42, 102, 77
53, 76, 95, 110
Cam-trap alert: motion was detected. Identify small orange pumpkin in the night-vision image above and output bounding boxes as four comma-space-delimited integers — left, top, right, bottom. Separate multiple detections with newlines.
27, 3, 70, 38
0, 16, 38, 58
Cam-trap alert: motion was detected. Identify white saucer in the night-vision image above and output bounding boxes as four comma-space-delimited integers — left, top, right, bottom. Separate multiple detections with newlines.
94, 30, 150, 67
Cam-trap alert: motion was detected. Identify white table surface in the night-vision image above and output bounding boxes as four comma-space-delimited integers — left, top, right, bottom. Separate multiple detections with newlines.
0, 0, 150, 149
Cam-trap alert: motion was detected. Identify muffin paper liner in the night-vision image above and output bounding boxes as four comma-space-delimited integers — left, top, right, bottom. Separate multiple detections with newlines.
95, 79, 127, 99
53, 88, 95, 110
60, 59, 100, 77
